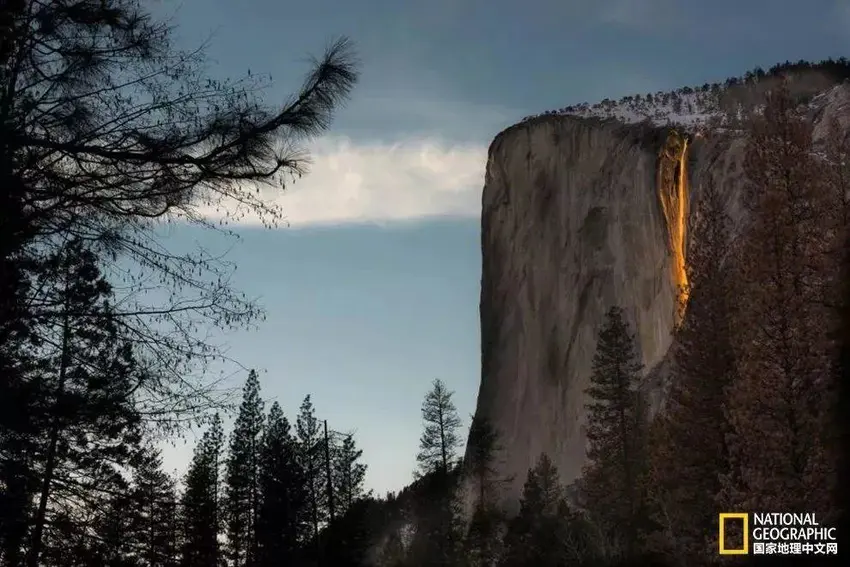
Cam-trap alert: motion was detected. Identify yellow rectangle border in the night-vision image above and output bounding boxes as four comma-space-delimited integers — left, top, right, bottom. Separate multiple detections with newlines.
719, 513, 749, 555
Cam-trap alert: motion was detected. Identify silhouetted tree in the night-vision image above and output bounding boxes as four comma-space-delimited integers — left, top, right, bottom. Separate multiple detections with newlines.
464, 414, 509, 567
224, 370, 265, 566
417, 379, 463, 478
181, 415, 224, 567
322, 497, 389, 567
128, 448, 180, 566
91, 476, 138, 566
411, 380, 464, 567
721, 82, 837, 519
24, 240, 144, 567
501, 454, 582, 567
0, 278, 39, 566
581, 306, 646, 557
333, 432, 368, 516
296, 395, 326, 547
256, 402, 305, 567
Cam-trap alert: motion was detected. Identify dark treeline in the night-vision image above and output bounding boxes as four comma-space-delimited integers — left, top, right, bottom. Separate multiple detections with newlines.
179, 372, 371, 567
0, 0, 360, 566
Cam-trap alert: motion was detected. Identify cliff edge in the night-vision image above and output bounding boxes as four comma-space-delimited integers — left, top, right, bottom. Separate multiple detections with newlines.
471, 78, 850, 511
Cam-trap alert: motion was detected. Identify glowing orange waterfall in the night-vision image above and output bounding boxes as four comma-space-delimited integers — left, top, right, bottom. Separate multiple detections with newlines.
658, 131, 690, 324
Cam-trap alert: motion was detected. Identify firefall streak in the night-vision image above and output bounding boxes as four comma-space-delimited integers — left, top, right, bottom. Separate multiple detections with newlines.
658, 131, 690, 324
676, 137, 689, 310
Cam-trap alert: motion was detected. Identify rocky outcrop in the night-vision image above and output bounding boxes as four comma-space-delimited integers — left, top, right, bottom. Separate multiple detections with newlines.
470, 83, 850, 512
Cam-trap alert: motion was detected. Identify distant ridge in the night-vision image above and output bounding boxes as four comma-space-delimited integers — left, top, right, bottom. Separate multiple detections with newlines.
511, 58, 850, 131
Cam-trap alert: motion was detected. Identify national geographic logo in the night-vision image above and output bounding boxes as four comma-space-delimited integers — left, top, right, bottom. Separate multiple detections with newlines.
718, 512, 838, 556
719, 513, 749, 555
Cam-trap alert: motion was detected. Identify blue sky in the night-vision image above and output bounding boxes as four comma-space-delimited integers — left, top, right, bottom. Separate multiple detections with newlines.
154, 0, 850, 494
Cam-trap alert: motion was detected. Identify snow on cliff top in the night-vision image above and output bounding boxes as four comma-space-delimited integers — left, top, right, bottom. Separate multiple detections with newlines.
519, 82, 849, 132
520, 87, 726, 129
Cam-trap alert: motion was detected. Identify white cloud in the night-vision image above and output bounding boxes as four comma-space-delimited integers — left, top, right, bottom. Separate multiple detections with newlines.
197, 136, 488, 228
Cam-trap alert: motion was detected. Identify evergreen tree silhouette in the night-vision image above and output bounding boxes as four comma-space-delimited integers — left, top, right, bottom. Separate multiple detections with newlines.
181, 414, 224, 567
333, 432, 368, 517
224, 370, 265, 566
296, 395, 327, 550
464, 414, 510, 567
581, 306, 646, 557
411, 379, 464, 567
129, 448, 180, 567
24, 240, 144, 567
502, 454, 578, 567
256, 401, 306, 566
417, 379, 463, 477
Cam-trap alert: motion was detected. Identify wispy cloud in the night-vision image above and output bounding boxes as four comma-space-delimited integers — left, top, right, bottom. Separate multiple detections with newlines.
198, 136, 488, 228
186, 46, 520, 229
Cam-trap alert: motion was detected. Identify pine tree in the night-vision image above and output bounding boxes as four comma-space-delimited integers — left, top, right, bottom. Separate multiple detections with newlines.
224, 370, 265, 566
181, 415, 224, 567
501, 454, 580, 567
721, 82, 837, 518
407, 468, 466, 567
128, 448, 180, 567
581, 306, 646, 557
332, 433, 368, 517
322, 419, 337, 527
38, 468, 139, 566
296, 395, 327, 547
92, 476, 137, 566
466, 415, 500, 509
256, 402, 305, 567
464, 415, 509, 567
417, 379, 463, 477
646, 178, 736, 562
466, 506, 499, 567
25, 240, 145, 567
322, 497, 385, 567
412, 380, 464, 567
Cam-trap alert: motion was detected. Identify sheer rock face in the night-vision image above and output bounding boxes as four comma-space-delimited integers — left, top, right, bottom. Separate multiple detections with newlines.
470, 84, 850, 512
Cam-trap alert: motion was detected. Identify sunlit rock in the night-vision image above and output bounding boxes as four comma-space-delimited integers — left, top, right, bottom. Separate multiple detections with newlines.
469, 82, 850, 513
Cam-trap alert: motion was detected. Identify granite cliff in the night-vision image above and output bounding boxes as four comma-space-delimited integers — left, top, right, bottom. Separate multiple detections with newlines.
469, 71, 850, 511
